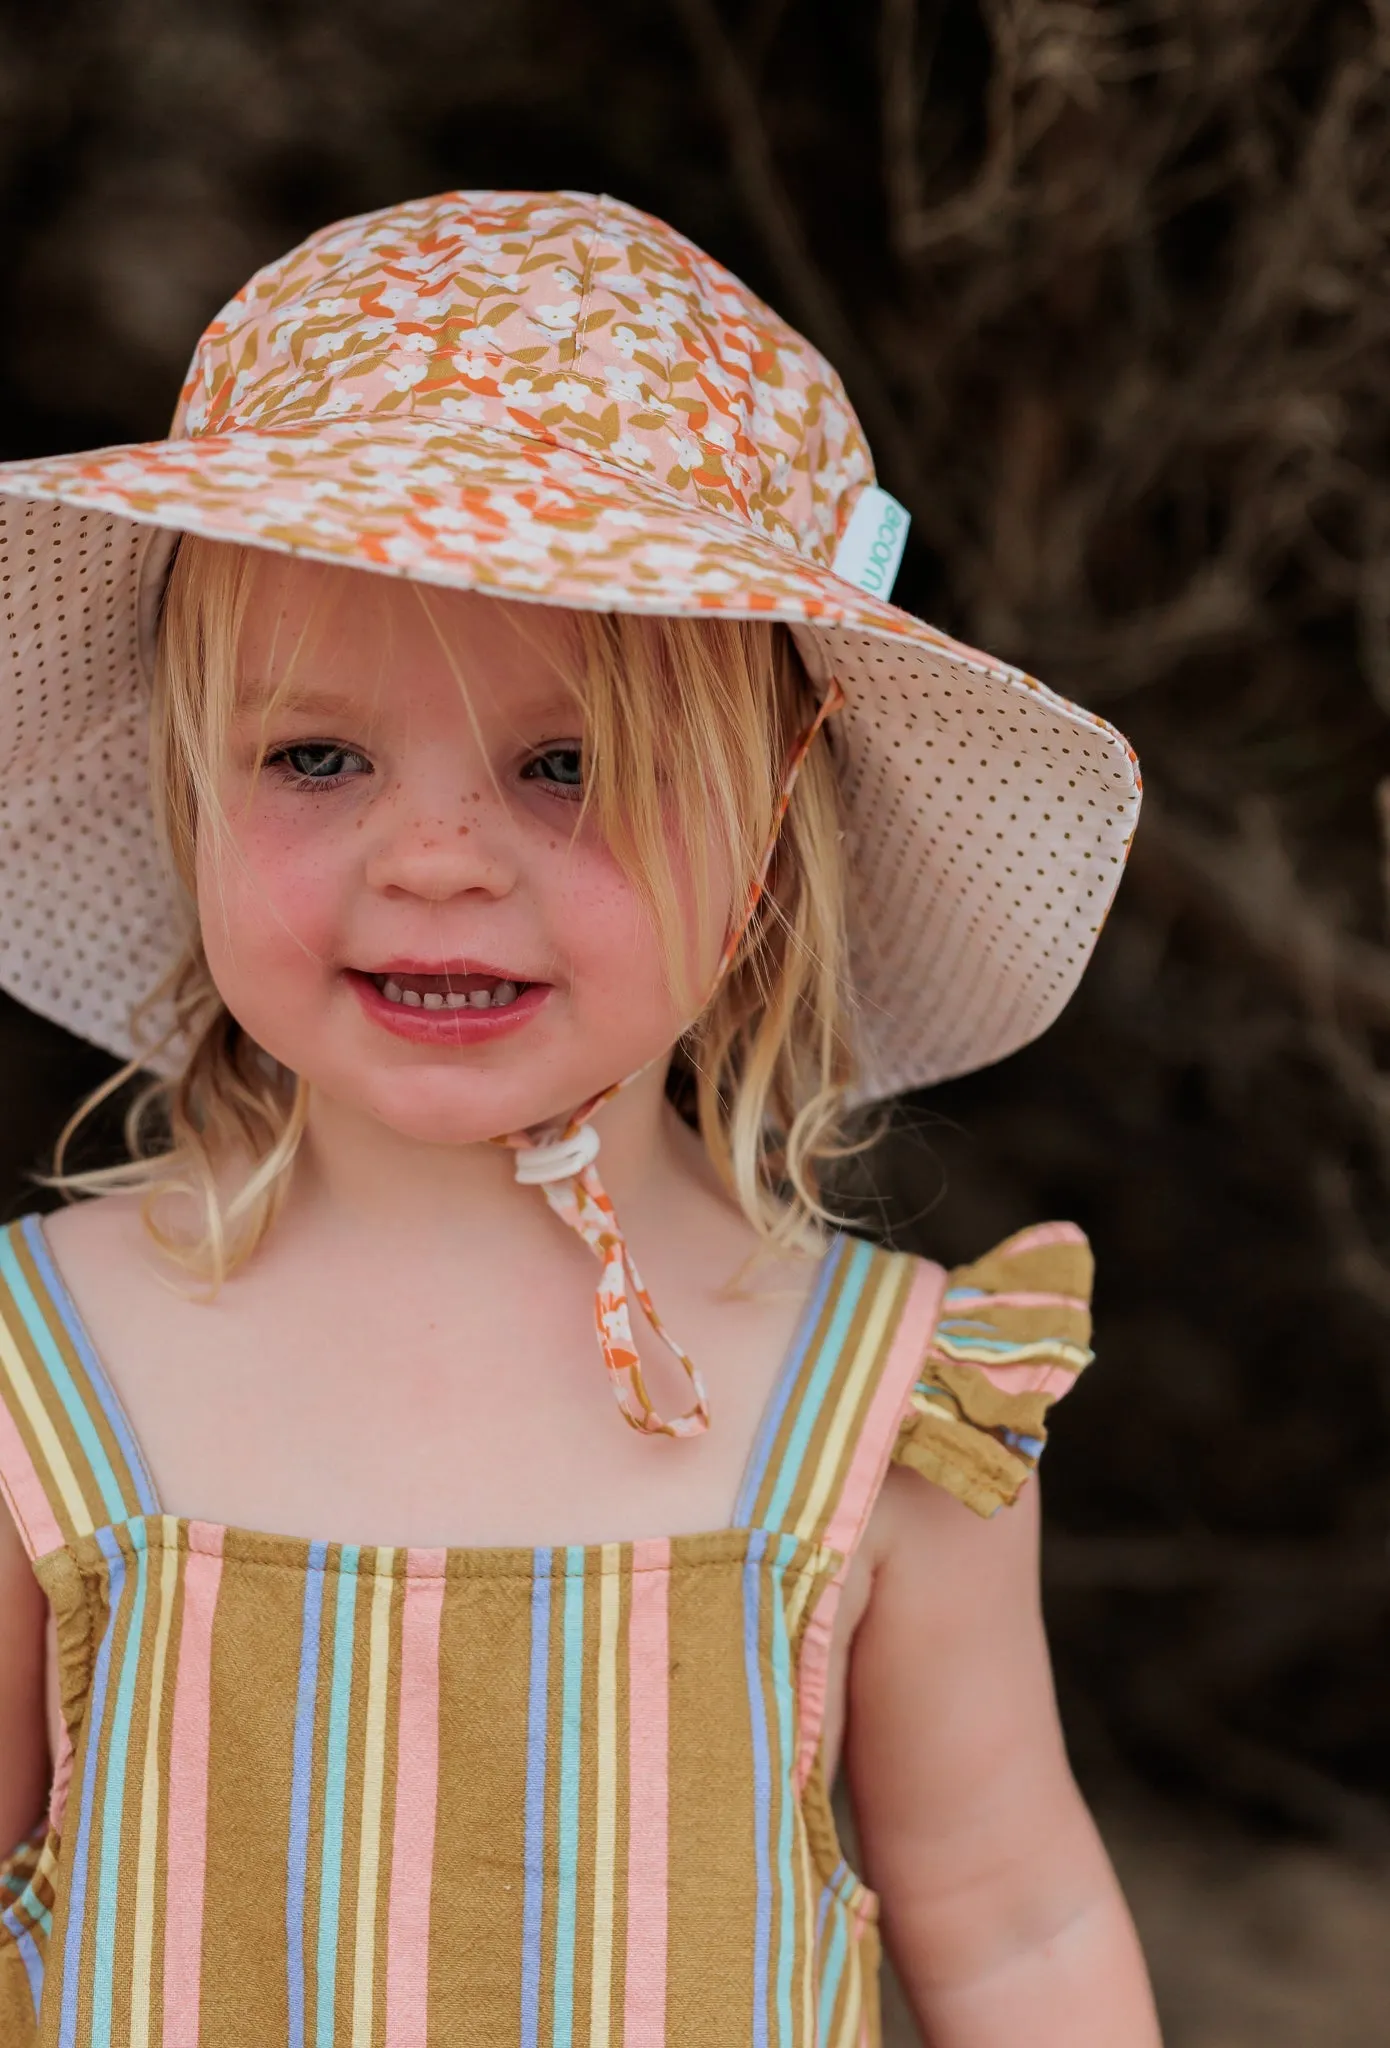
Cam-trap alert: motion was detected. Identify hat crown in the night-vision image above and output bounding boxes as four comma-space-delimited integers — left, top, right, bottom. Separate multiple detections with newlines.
173, 190, 871, 569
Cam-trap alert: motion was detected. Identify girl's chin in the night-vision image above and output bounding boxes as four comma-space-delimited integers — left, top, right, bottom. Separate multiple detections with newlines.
327, 1072, 610, 1148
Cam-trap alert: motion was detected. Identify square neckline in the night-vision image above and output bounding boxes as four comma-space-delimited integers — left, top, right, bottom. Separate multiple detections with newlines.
25, 1211, 850, 1563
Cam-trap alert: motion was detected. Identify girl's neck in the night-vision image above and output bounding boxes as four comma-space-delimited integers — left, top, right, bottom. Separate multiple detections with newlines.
285, 1062, 702, 1253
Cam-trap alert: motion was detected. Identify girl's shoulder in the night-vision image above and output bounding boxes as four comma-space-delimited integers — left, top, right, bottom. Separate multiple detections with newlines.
891, 1221, 1095, 1518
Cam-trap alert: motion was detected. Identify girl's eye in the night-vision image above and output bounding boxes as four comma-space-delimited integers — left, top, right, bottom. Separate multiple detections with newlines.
267, 742, 372, 789
522, 744, 584, 795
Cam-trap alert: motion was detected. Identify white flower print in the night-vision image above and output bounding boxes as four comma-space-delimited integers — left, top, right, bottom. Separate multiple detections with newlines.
602, 365, 647, 403
382, 357, 429, 391
609, 433, 655, 469
437, 395, 490, 423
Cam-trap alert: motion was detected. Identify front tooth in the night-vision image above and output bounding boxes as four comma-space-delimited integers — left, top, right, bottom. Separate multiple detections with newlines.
422, 991, 445, 1010
383, 979, 404, 1003
467, 988, 491, 1009
402, 988, 423, 1007
491, 980, 518, 1007
444, 992, 469, 1009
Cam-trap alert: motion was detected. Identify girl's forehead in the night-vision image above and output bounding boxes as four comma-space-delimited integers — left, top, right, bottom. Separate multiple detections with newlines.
235, 553, 578, 712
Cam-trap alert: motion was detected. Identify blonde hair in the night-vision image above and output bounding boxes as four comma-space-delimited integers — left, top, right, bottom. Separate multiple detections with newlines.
52, 537, 868, 1284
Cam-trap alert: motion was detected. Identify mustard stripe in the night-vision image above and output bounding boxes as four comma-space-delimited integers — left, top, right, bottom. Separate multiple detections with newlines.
128, 1520, 179, 2048
587, 1550, 620, 2048
0, 1302, 93, 1539
351, 1551, 395, 2048
793, 1257, 904, 1545
783, 1568, 819, 1648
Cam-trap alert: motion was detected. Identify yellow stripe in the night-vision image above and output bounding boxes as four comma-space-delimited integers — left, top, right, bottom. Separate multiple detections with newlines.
832, 1928, 862, 2048
129, 1518, 180, 2048
784, 1566, 820, 1646
587, 1545, 621, 2048
0, 1311, 94, 1538
351, 1550, 396, 2048
793, 1258, 904, 1545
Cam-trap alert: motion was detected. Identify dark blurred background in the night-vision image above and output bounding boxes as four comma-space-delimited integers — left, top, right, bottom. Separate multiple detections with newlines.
2, 2, 1388, 2038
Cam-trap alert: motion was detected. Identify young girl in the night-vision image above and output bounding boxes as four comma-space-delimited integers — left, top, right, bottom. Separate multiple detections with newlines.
0, 192, 1158, 2046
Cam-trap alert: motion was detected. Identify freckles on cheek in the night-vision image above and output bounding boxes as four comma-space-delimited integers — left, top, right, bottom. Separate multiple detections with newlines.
198, 814, 346, 986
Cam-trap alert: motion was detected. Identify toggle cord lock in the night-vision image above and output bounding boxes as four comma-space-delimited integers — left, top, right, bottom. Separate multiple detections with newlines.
512, 1121, 603, 1184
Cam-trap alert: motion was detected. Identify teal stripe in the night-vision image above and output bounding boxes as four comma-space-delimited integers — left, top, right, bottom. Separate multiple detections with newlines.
762, 1241, 875, 1530
769, 1534, 799, 2048
0, 1233, 131, 1524
90, 1525, 149, 2048
551, 1546, 586, 2048
1, 1876, 52, 1937
816, 1904, 848, 2046
315, 1547, 360, 2048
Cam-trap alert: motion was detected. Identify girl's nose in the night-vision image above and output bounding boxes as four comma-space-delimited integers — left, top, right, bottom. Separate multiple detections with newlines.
361, 788, 517, 902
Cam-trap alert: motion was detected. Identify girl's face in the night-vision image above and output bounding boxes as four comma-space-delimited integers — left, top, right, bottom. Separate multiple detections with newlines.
197, 557, 731, 1147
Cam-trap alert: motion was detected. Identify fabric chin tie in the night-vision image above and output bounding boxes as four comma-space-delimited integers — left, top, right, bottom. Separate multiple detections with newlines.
506, 1104, 711, 1438
504, 677, 846, 1439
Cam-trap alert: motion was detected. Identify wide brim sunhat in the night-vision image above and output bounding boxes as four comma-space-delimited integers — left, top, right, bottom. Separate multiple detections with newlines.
0, 188, 1140, 1096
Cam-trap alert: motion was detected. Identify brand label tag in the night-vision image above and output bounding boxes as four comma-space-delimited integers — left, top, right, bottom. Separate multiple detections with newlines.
831, 485, 910, 599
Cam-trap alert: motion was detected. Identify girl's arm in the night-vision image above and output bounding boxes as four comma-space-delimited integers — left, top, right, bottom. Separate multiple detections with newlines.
846, 1469, 1161, 2047
0, 1503, 49, 1858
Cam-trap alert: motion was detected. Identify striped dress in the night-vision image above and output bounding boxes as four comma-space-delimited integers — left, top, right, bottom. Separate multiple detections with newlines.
0, 1212, 1093, 2048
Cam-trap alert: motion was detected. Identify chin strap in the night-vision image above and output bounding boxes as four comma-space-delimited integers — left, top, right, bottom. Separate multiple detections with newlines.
502, 676, 846, 1438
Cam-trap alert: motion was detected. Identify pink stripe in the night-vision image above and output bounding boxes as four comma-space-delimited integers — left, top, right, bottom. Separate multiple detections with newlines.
385, 1548, 446, 2048
48, 1720, 75, 1832
0, 1401, 64, 1559
820, 1262, 947, 1557
161, 1521, 224, 2048
1000, 1221, 1087, 1255
796, 1262, 946, 1791
624, 1537, 670, 2048
944, 1288, 1089, 1312
945, 1359, 1078, 1398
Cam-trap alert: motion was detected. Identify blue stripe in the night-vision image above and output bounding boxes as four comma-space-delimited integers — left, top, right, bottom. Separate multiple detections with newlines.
936, 1330, 1051, 1354
761, 1241, 875, 1532
316, 1547, 360, 2048
769, 1534, 799, 2046
7, 1915, 43, 2013
813, 1866, 841, 1948
520, 1549, 553, 2048
21, 1218, 161, 1514
286, 1542, 328, 2048
1001, 1430, 1045, 1456
551, 1547, 586, 2048
733, 1236, 846, 1526
57, 1531, 127, 2048
743, 1529, 772, 2048
90, 1524, 149, 2048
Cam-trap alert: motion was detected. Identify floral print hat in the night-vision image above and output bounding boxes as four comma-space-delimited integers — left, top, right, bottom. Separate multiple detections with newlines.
0, 189, 1140, 1434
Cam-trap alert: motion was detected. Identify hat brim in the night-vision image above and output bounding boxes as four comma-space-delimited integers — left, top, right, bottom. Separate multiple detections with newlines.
0, 416, 1140, 1095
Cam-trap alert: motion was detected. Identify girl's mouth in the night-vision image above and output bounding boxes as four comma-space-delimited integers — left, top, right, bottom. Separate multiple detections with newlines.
368, 970, 527, 1011
345, 967, 550, 1041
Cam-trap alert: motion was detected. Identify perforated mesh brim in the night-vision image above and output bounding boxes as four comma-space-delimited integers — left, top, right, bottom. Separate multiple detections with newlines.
0, 495, 1138, 1094
813, 627, 1137, 1095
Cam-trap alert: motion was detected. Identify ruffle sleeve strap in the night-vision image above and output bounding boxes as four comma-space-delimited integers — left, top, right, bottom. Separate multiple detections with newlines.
892, 1221, 1094, 1518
